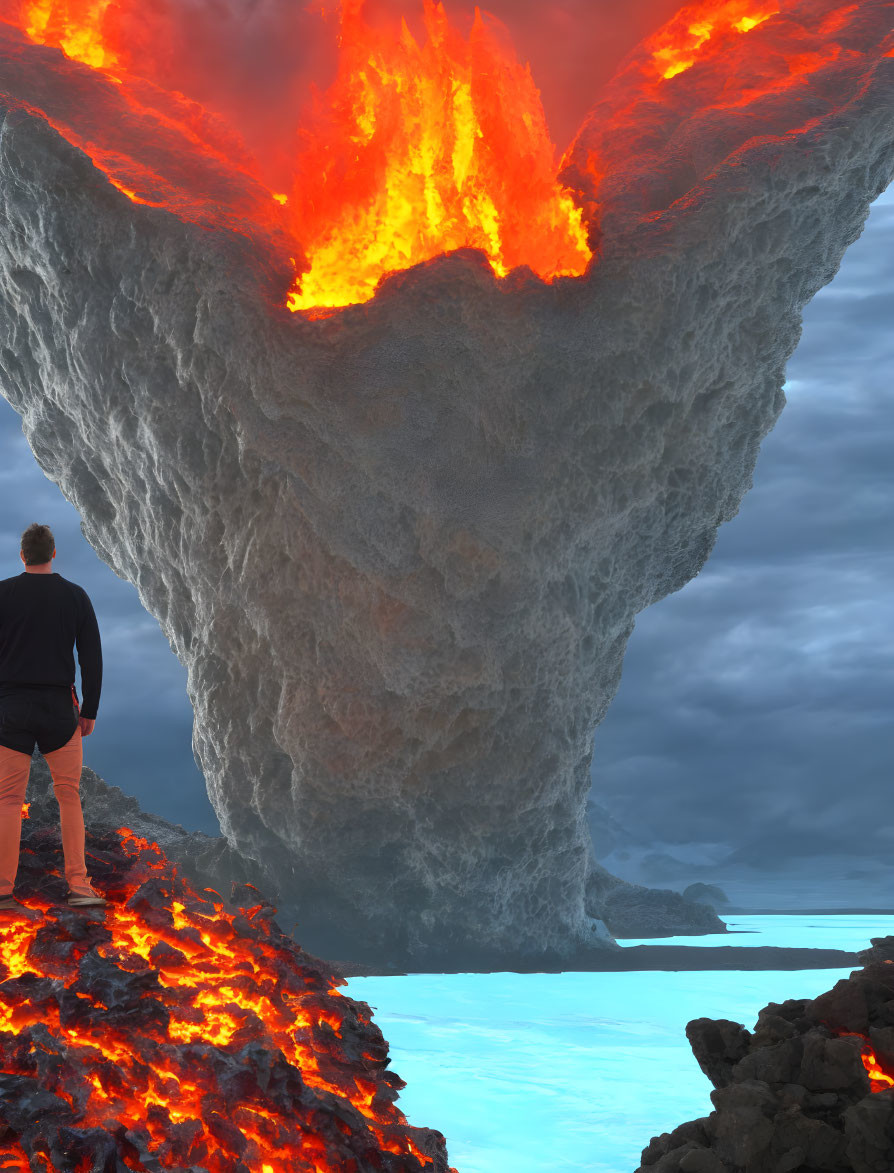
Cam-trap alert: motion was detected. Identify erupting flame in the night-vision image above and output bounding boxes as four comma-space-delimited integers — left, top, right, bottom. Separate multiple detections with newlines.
22, 0, 116, 69
2, 0, 888, 312
285, 0, 593, 311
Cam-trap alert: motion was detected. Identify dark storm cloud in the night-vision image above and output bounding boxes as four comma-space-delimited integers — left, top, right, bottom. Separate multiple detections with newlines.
591, 186, 894, 865
0, 416, 217, 834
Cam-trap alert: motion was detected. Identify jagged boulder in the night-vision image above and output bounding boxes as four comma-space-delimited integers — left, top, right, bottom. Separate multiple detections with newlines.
636, 937, 894, 1173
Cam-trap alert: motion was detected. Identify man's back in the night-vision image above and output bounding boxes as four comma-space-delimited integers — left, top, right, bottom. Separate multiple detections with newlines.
0, 534, 108, 906
0, 571, 102, 720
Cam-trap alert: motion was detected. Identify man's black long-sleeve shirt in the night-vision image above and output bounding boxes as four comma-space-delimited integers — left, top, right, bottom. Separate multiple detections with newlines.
0, 572, 102, 719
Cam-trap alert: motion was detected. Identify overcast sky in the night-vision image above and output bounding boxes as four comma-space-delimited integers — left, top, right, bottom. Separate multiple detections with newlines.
1, 184, 891, 855
592, 183, 894, 867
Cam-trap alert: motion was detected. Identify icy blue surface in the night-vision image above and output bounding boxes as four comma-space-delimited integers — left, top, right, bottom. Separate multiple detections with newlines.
343, 915, 893, 1173
619, 913, 894, 951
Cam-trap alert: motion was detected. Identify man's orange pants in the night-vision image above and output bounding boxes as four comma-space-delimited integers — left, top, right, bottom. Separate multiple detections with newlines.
0, 725, 92, 897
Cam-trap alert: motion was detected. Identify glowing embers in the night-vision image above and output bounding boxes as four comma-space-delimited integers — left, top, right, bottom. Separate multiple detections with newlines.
839, 1033, 894, 1092
647, 0, 779, 79
0, 825, 450, 1172
21, 0, 117, 69
862, 1048, 894, 1092
285, 0, 592, 313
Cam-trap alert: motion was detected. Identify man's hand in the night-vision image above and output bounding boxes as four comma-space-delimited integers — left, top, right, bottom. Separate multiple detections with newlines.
79, 716, 96, 737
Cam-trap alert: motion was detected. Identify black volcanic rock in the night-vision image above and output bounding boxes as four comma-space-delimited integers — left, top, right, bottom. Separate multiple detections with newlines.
0, 770, 456, 1172
22, 749, 269, 903
686, 1019, 753, 1089
636, 937, 894, 1173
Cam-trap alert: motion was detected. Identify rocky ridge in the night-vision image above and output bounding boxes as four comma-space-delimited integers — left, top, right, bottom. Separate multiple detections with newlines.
637, 937, 894, 1173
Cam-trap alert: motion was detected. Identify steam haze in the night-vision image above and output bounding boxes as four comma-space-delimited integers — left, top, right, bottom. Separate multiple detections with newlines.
16, 0, 686, 186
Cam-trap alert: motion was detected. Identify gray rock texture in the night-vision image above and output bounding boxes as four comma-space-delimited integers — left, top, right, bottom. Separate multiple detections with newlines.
22, 749, 270, 913
636, 937, 894, 1172
0, 5, 892, 967
684, 884, 730, 910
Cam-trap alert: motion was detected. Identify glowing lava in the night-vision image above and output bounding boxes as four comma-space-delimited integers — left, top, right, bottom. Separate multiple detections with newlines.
839, 1033, 894, 1092
3, 0, 887, 315
6, 0, 593, 312
646, 0, 779, 79
0, 825, 453, 1171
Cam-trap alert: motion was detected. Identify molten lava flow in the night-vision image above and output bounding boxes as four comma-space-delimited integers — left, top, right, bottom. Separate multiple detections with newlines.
839, 1033, 894, 1092
862, 1048, 894, 1091
5, 0, 593, 312
0, 824, 453, 1171
285, 0, 592, 312
646, 0, 779, 79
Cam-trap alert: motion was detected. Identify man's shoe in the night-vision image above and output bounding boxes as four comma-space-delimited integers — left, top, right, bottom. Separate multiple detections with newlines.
68, 889, 107, 907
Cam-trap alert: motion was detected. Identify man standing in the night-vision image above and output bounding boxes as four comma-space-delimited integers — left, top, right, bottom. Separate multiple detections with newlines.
0, 522, 106, 910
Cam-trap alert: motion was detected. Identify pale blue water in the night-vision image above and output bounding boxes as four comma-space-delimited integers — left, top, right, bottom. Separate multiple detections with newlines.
344, 915, 894, 1173
619, 913, 894, 952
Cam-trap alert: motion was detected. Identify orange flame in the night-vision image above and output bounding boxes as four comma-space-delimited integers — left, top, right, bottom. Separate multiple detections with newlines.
862, 1048, 894, 1091
285, 0, 593, 312
21, 0, 117, 69
6, 0, 887, 317
838, 1032, 894, 1092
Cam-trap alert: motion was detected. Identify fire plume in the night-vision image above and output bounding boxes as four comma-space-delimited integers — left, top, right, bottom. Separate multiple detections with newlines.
285, 0, 592, 311
2, 0, 889, 315
21, 0, 116, 69
0, 824, 454, 1171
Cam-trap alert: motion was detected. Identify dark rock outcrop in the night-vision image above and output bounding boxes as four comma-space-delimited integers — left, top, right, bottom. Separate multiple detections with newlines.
597, 877, 727, 938
2, 759, 456, 1172
684, 884, 731, 910
24, 749, 271, 919
636, 937, 894, 1173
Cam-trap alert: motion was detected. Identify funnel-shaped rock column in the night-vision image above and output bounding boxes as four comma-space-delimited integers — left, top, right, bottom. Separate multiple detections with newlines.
0, 7, 893, 967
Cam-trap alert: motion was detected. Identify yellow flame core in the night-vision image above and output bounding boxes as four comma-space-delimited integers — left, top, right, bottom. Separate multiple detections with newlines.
23, 0, 118, 69
286, 1, 592, 313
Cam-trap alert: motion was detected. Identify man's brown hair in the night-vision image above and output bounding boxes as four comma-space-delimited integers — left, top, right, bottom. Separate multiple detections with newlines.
21, 523, 55, 566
